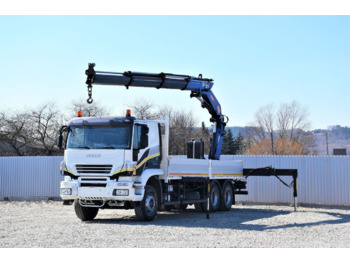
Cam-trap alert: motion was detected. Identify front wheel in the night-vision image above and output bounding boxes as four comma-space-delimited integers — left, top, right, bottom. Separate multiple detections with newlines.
74, 200, 99, 221
135, 185, 158, 221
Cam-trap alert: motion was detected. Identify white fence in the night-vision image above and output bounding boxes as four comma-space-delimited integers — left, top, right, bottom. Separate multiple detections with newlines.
0, 155, 349, 205
225, 155, 350, 206
0, 156, 63, 199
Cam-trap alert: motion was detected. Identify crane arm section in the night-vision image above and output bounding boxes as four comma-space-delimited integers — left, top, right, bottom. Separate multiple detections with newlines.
85, 63, 227, 160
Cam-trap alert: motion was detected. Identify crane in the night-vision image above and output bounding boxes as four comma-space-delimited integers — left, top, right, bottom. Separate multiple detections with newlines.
58, 63, 298, 222
85, 63, 228, 160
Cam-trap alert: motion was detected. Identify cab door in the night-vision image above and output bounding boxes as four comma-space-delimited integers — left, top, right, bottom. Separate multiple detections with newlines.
133, 124, 149, 175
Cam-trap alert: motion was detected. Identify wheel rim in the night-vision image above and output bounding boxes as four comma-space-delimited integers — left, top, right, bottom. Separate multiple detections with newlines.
211, 187, 219, 207
225, 188, 232, 206
145, 193, 156, 215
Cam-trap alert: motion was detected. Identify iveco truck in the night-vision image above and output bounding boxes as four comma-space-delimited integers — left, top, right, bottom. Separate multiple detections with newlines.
58, 111, 246, 221
58, 63, 297, 221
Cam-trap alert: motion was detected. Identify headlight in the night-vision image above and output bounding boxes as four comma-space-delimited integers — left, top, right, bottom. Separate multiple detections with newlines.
114, 189, 129, 196
61, 188, 72, 195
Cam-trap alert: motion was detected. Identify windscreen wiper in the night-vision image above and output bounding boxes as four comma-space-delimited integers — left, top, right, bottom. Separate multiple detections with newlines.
69, 146, 90, 149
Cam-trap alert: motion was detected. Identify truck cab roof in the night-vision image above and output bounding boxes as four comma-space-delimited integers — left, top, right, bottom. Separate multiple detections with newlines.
67, 116, 136, 127
67, 115, 162, 127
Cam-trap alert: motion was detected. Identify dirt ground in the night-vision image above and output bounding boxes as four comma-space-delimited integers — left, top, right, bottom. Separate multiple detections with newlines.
1, 201, 350, 248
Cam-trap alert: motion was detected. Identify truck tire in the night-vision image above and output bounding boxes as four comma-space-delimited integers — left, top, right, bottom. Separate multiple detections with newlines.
219, 181, 234, 211
210, 181, 221, 212
74, 200, 99, 221
194, 181, 221, 212
135, 185, 158, 221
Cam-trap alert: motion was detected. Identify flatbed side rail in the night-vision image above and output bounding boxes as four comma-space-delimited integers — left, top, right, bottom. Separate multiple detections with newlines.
243, 167, 298, 211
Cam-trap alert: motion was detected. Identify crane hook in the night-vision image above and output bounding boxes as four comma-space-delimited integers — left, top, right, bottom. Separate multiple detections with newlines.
86, 84, 93, 104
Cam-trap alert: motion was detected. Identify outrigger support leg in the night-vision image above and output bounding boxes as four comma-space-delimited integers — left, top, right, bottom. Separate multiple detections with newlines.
206, 178, 210, 219
243, 167, 298, 211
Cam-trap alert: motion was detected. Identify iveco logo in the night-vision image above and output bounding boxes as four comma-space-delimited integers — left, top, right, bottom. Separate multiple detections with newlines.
86, 154, 101, 158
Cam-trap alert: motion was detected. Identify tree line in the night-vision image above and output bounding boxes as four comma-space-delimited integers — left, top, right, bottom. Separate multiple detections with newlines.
0, 99, 313, 156
0, 100, 108, 156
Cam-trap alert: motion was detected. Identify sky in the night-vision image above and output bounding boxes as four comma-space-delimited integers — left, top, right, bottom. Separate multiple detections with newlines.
0, 15, 349, 130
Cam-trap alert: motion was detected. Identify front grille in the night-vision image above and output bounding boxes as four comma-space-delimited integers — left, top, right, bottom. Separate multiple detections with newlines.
76, 164, 112, 174
81, 183, 107, 187
79, 177, 108, 187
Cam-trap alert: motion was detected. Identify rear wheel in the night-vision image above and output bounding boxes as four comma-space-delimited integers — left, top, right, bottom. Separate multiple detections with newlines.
219, 181, 234, 211
210, 181, 221, 212
194, 181, 221, 212
74, 200, 99, 221
135, 185, 158, 221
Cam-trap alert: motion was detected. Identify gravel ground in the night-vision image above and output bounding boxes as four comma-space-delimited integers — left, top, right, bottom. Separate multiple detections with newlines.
1, 201, 350, 248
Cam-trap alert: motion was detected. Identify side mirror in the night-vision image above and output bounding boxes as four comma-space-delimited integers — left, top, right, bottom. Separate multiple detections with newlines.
57, 134, 63, 149
140, 125, 149, 149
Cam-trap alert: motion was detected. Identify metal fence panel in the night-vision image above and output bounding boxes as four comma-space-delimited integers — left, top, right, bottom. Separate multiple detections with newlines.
224, 155, 350, 205
0, 155, 349, 205
0, 156, 63, 198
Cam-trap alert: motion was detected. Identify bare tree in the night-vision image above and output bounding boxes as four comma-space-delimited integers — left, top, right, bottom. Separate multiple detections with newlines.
277, 101, 310, 142
276, 101, 313, 152
158, 106, 204, 155
155, 105, 173, 120
245, 138, 305, 155
128, 99, 158, 120
30, 103, 62, 155
276, 103, 291, 140
246, 101, 312, 155
169, 109, 198, 155
0, 111, 35, 156
246, 103, 275, 154
70, 99, 109, 118
128, 100, 199, 155
257, 103, 275, 139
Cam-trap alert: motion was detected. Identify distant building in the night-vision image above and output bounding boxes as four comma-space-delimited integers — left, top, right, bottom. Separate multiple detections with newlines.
333, 148, 347, 155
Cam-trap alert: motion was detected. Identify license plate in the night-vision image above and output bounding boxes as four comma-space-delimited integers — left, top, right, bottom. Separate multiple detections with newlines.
79, 187, 102, 197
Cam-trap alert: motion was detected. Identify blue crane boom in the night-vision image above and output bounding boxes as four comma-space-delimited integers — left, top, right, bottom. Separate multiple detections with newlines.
85, 63, 228, 160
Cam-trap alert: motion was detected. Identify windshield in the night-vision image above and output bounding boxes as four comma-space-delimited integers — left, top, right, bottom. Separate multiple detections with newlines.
67, 126, 132, 150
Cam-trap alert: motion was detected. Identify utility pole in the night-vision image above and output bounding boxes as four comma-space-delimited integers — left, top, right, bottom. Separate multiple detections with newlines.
326, 132, 329, 155
271, 132, 274, 155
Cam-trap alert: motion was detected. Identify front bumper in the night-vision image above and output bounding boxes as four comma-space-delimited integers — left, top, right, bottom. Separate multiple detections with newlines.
60, 180, 144, 202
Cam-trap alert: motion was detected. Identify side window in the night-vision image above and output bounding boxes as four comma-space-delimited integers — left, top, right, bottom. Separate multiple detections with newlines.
133, 125, 141, 149
133, 124, 149, 150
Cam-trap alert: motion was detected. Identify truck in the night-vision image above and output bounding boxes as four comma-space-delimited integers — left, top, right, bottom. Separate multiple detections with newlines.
58, 63, 297, 221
